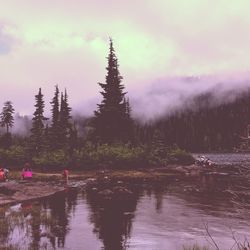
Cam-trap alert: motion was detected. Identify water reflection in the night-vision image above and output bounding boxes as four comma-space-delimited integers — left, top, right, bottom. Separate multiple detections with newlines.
45, 188, 78, 248
86, 185, 142, 250
0, 188, 78, 250
0, 172, 249, 250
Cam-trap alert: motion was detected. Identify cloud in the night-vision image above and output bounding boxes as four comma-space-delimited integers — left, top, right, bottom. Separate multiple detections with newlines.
130, 72, 250, 122
0, 0, 250, 119
0, 22, 17, 55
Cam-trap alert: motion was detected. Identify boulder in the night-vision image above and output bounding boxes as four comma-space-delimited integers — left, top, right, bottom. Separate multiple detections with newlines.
98, 189, 114, 197
113, 186, 133, 196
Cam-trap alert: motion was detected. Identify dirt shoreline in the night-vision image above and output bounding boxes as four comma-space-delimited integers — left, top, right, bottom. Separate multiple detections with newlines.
0, 181, 65, 206
0, 164, 245, 206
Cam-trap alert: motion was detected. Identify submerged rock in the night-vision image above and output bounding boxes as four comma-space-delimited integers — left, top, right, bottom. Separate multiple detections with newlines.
113, 186, 133, 196
98, 189, 114, 199
0, 186, 17, 195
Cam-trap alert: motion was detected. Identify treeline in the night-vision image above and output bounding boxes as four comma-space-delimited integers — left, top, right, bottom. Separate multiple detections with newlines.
3, 39, 249, 168
1, 39, 250, 169
0, 39, 194, 168
136, 89, 250, 152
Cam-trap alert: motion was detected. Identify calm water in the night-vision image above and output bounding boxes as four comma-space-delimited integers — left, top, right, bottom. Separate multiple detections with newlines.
193, 152, 250, 165
1, 169, 250, 250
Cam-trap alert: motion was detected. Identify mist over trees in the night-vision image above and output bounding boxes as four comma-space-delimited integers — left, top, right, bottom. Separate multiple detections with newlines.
135, 89, 250, 152
0, 39, 250, 168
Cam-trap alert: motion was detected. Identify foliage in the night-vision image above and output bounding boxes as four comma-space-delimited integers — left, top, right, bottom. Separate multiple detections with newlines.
135, 89, 250, 152
30, 88, 47, 153
168, 148, 195, 165
32, 150, 69, 169
0, 145, 28, 165
0, 133, 12, 149
93, 38, 133, 143
59, 89, 72, 146
148, 129, 169, 166
74, 143, 147, 169
48, 86, 72, 150
0, 101, 15, 134
0, 142, 193, 169
71, 143, 194, 169
49, 85, 61, 149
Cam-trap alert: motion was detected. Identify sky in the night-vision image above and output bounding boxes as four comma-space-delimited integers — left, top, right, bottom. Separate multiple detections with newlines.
0, 0, 250, 119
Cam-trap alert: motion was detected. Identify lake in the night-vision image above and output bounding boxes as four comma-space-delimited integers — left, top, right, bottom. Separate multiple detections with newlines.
1, 160, 250, 250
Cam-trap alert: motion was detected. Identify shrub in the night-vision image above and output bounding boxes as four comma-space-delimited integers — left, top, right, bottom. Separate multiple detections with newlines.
75, 144, 147, 169
32, 150, 69, 169
168, 148, 195, 165
0, 146, 29, 166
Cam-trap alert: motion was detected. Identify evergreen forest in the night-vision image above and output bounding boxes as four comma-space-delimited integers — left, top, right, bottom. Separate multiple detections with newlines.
0, 39, 249, 169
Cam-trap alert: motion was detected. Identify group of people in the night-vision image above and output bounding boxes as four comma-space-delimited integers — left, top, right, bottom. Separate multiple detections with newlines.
0, 163, 33, 182
196, 155, 215, 167
0, 163, 69, 182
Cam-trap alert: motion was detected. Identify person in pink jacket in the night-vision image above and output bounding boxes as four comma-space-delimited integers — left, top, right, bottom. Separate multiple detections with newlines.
22, 163, 33, 180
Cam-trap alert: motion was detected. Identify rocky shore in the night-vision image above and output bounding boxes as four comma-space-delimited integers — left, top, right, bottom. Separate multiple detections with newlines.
0, 163, 249, 207
0, 181, 65, 206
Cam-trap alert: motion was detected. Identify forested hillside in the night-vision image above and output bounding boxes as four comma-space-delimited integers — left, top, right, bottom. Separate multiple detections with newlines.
135, 88, 250, 152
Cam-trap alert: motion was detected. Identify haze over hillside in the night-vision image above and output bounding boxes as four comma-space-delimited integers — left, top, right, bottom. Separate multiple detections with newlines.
4, 72, 250, 137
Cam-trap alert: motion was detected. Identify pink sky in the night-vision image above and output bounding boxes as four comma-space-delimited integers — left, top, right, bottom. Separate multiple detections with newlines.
0, 0, 250, 118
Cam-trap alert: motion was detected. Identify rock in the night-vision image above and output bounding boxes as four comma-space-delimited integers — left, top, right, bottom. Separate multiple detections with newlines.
123, 212, 134, 215
86, 178, 97, 184
40, 232, 55, 238
113, 186, 133, 196
69, 181, 87, 188
0, 186, 17, 195
91, 187, 98, 192
98, 189, 114, 197
53, 225, 65, 236
85, 178, 98, 190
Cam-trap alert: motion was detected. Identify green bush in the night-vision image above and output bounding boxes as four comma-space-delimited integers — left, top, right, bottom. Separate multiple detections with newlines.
32, 150, 69, 169
0, 145, 29, 165
74, 144, 194, 169
0, 142, 194, 169
168, 148, 195, 165
75, 144, 147, 169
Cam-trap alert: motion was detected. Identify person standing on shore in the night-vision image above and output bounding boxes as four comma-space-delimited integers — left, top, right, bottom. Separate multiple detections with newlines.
0, 168, 5, 181
62, 168, 69, 183
22, 162, 33, 180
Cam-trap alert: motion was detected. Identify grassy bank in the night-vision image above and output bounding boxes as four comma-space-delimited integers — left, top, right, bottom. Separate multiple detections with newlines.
4, 167, 185, 182
0, 144, 195, 170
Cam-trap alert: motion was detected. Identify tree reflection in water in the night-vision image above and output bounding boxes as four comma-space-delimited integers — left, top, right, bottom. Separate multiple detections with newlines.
0, 188, 78, 249
86, 183, 143, 250
1, 173, 248, 250
45, 188, 78, 248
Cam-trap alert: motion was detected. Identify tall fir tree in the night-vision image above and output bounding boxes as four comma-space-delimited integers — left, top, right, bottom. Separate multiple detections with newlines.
43, 124, 50, 152
123, 97, 134, 142
93, 38, 133, 143
0, 101, 15, 133
30, 88, 47, 153
68, 122, 78, 158
0, 101, 15, 148
59, 89, 72, 146
49, 85, 61, 149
